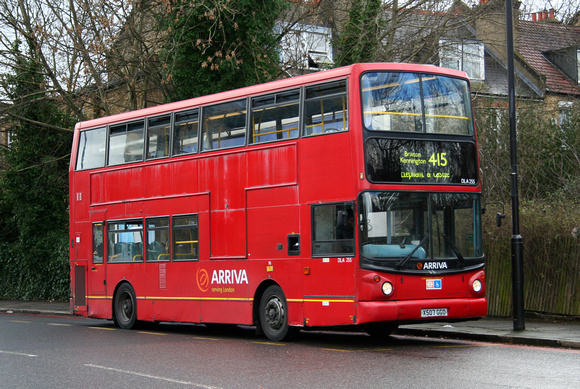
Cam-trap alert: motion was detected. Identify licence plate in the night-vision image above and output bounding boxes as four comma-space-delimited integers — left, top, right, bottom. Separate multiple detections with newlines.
421, 308, 448, 318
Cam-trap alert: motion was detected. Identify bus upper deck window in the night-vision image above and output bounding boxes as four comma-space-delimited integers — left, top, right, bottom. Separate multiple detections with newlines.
202, 100, 247, 151
108, 121, 145, 165
147, 115, 171, 159
251, 89, 300, 144
76, 127, 106, 170
174, 109, 199, 155
362, 72, 473, 135
304, 80, 348, 136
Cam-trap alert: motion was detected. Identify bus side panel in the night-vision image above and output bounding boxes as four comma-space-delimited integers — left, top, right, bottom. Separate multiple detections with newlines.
246, 144, 298, 188
200, 154, 247, 258
202, 301, 253, 325
247, 191, 299, 259
198, 260, 251, 324
299, 133, 355, 203
303, 259, 357, 327
303, 300, 357, 327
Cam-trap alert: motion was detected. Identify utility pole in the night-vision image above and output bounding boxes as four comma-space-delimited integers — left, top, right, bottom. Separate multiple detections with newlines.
505, 0, 525, 331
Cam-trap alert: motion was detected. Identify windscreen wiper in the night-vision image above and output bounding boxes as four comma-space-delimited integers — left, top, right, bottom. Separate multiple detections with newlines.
439, 232, 466, 267
395, 234, 429, 270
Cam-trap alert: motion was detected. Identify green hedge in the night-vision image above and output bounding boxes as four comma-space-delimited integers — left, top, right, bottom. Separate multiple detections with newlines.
485, 200, 580, 317
0, 235, 69, 301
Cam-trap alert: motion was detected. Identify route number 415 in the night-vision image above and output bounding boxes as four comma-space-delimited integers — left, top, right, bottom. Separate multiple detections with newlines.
429, 152, 447, 166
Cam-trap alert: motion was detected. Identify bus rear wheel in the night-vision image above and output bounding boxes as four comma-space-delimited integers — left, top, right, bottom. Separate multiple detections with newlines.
113, 283, 137, 329
259, 285, 298, 342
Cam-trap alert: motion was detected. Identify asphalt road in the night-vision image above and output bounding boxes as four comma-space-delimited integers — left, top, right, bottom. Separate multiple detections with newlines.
1, 312, 579, 388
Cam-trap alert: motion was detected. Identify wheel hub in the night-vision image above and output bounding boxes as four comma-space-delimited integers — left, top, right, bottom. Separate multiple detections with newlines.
264, 297, 284, 329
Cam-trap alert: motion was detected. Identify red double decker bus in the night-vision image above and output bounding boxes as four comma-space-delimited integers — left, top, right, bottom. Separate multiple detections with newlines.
70, 63, 486, 341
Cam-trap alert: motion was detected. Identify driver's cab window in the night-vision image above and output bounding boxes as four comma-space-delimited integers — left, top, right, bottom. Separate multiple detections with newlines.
312, 202, 355, 256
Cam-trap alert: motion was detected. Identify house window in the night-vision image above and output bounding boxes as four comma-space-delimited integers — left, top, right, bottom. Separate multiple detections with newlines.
439, 39, 485, 81
277, 23, 334, 71
559, 101, 573, 125
577, 49, 579, 84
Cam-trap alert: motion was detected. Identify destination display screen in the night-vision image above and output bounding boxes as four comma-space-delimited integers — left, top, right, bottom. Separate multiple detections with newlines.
365, 138, 478, 185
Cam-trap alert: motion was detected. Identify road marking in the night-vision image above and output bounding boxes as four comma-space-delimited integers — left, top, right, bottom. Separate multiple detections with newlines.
253, 341, 286, 346
0, 350, 38, 357
48, 323, 71, 327
88, 326, 116, 331
138, 331, 167, 336
10, 320, 31, 323
84, 364, 222, 388
433, 344, 480, 349
192, 336, 221, 341
324, 348, 393, 353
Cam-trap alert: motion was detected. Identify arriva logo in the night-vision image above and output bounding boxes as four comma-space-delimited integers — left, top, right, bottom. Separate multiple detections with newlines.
196, 268, 209, 292
418, 262, 448, 270
211, 269, 249, 285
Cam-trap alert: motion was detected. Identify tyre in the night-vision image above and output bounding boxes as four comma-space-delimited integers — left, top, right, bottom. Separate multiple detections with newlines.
259, 285, 298, 342
113, 283, 137, 329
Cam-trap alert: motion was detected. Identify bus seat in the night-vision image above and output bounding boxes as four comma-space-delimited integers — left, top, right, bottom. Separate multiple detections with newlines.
147, 241, 167, 261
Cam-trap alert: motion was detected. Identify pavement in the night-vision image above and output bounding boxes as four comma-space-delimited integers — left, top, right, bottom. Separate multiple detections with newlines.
1, 300, 578, 349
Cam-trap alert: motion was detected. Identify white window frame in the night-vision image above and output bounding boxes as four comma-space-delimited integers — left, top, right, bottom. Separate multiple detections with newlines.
277, 23, 334, 71
577, 49, 580, 84
6, 130, 13, 148
558, 101, 573, 125
439, 39, 485, 81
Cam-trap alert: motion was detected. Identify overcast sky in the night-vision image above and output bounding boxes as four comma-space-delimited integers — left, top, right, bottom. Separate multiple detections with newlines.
462, 0, 578, 22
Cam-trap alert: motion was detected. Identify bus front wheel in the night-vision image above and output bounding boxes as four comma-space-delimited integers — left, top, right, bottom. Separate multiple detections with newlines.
259, 285, 297, 342
113, 283, 137, 329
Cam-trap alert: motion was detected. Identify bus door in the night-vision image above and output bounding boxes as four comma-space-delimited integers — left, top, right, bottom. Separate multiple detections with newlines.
88, 222, 107, 297
304, 202, 357, 326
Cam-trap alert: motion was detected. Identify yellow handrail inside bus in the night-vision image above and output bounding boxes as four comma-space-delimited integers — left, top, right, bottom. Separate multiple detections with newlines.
254, 126, 299, 139
364, 111, 469, 120
175, 240, 199, 244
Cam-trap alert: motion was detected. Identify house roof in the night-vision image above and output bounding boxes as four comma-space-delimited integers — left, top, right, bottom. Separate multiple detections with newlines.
518, 20, 580, 96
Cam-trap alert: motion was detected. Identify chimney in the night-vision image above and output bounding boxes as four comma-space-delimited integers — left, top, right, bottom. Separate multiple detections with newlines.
531, 13, 537, 22
549, 9, 555, 19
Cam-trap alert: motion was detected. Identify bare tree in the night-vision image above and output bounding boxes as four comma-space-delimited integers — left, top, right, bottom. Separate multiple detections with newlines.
0, 0, 167, 127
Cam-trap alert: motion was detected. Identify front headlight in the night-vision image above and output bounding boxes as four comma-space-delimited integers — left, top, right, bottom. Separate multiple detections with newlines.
472, 279, 482, 293
381, 282, 394, 296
